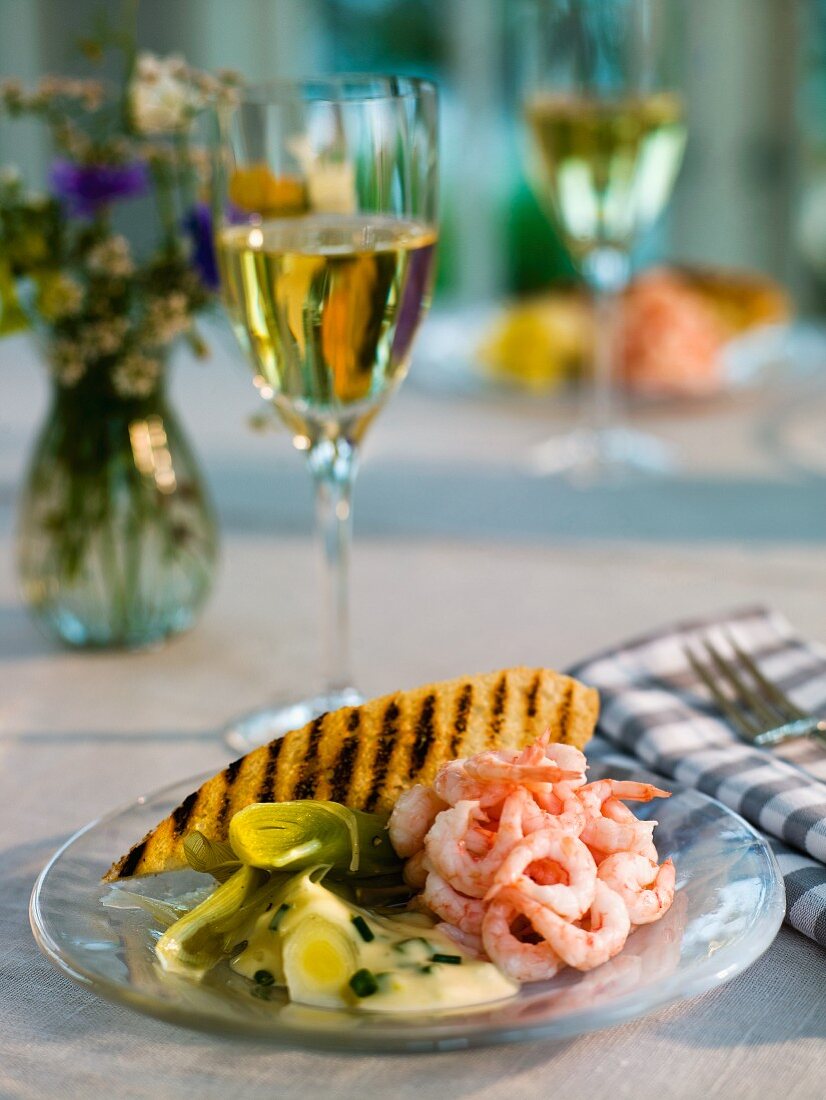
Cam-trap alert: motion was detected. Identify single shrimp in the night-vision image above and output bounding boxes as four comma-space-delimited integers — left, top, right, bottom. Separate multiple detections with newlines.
515, 880, 632, 971
388, 784, 448, 857
597, 797, 658, 859
433, 759, 514, 808
578, 779, 670, 815
578, 779, 667, 860
464, 750, 581, 787
533, 781, 587, 835
422, 871, 485, 935
597, 854, 676, 925
488, 831, 597, 921
424, 801, 493, 898
481, 894, 563, 982
424, 791, 541, 899
517, 730, 587, 775
602, 797, 637, 823
581, 815, 658, 860
542, 743, 588, 786
403, 849, 429, 889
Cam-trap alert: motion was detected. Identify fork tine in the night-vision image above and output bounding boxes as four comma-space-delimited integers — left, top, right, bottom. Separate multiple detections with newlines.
684, 645, 761, 739
701, 640, 783, 731
723, 630, 807, 722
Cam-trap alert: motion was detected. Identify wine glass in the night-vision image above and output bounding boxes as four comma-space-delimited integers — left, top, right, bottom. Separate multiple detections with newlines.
211, 77, 438, 751
517, 0, 687, 479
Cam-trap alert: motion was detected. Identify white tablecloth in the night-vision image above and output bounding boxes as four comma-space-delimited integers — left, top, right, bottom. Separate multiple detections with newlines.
2, 327, 826, 1099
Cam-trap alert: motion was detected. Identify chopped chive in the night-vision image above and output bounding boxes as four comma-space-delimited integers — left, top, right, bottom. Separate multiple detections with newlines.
269, 903, 291, 931
349, 968, 380, 998
431, 953, 462, 965
254, 969, 275, 986
351, 915, 375, 942
419, 964, 434, 975
229, 940, 248, 955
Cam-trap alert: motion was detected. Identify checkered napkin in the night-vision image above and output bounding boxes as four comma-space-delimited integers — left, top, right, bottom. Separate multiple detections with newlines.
569, 607, 826, 948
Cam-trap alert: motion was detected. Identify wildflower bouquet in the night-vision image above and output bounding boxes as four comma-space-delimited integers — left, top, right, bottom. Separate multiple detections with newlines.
4, 19, 238, 648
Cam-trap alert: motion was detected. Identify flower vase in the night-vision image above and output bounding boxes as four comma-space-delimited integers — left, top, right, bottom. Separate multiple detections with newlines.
17, 376, 218, 649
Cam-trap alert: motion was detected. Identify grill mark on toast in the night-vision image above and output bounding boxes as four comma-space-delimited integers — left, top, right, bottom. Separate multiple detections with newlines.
408, 692, 436, 778
292, 715, 327, 799
557, 681, 574, 742
327, 709, 361, 803
525, 673, 541, 720
365, 698, 400, 811
171, 791, 198, 837
257, 738, 284, 802
217, 756, 244, 829
329, 733, 359, 803
117, 839, 147, 879
449, 684, 473, 756
488, 673, 508, 747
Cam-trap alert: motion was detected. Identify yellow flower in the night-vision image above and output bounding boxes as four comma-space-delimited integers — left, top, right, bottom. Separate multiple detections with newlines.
37, 272, 83, 322
228, 165, 307, 216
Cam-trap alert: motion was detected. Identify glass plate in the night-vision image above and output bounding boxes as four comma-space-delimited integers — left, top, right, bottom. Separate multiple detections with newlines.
30, 760, 784, 1053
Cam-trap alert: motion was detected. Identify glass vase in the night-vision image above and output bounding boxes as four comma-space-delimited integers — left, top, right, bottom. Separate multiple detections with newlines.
17, 378, 219, 649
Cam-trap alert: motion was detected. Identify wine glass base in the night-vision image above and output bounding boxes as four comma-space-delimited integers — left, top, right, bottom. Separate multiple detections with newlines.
223, 686, 364, 754
528, 427, 677, 484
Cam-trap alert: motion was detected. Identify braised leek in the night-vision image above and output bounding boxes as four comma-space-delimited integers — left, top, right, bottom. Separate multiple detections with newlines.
155, 864, 266, 977
228, 801, 400, 877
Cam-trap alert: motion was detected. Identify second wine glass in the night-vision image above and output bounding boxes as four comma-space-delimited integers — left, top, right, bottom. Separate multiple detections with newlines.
212, 76, 438, 751
518, 0, 687, 480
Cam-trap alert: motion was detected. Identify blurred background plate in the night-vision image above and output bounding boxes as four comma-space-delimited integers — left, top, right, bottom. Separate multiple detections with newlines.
412, 307, 826, 401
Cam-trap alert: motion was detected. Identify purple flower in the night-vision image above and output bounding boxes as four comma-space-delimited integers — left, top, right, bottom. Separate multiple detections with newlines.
184, 201, 219, 290
50, 159, 149, 217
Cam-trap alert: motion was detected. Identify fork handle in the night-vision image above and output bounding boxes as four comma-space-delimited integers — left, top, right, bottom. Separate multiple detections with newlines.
754, 718, 826, 747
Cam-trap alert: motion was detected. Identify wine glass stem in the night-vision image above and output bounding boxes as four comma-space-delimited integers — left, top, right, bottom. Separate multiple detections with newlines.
307, 438, 358, 696
582, 247, 631, 437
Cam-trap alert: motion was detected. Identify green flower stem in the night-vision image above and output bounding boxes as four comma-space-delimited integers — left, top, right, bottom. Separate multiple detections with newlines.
149, 161, 178, 249
173, 131, 196, 215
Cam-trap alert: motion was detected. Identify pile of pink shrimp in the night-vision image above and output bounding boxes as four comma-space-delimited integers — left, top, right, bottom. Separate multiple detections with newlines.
388, 732, 675, 983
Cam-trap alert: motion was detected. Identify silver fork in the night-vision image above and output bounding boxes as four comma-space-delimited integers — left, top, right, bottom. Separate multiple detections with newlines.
684, 632, 826, 748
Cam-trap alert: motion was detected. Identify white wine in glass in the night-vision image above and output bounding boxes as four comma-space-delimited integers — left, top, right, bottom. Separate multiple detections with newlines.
525, 92, 686, 254
519, 0, 687, 480
217, 215, 438, 441
212, 78, 438, 751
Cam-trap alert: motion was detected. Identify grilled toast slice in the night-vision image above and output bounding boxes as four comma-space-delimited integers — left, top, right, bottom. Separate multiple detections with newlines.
105, 666, 598, 881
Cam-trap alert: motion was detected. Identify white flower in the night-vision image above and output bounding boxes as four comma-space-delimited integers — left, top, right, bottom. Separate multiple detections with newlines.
79, 317, 130, 359
129, 51, 202, 134
287, 137, 357, 215
143, 291, 191, 345
49, 339, 86, 387
37, 273, 84, 321
111, 352, 161, 398
86, 235, 135, 279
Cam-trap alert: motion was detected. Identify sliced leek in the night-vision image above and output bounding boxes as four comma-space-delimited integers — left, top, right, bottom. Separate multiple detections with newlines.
228, 801, 400, 877
280, 914, 358, 1008
155, 864, 266, 977
183, 830, 241, 882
